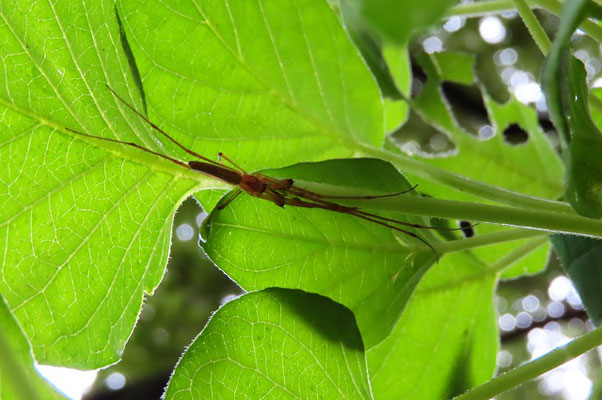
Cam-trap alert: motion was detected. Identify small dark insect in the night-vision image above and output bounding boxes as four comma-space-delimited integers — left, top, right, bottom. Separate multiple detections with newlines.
66, 86, 467, 260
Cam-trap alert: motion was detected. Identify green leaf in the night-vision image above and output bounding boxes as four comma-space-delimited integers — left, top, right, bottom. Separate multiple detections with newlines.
382, 43, 412, 97
430, 51, 475, 85
164, 288, 371, 399
359, 0, 459, 45
0, 1, 224, 368
201, 158, 437, 348
338, 0, 402, 100
118, 0, 385, 170
0, 0, 385, 369
367, 252, 498, 399
541, 0, 602, 218
0, 295, 65, 400
550, 235, 602, 326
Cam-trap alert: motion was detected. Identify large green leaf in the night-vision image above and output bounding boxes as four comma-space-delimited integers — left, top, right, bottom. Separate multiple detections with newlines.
118, 0, 384, 171
164, 288, 371, 399
541, 0, 602, 218
0, 295, 65, 400
367, 252, 498, 399
0, 0, 385, 369
0, 0, 224, 368
201, 158, 437, 348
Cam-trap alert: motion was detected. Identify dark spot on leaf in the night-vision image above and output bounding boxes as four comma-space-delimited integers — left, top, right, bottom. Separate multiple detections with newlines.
459, 221, 474, 238
503, 123, 528, 145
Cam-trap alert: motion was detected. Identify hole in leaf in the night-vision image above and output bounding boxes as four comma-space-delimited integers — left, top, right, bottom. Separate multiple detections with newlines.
411, 62, 427, 98
392, 111, 455, 156
459, 220, 474, 238
502, 123, 528, 145
538, 116, 555, 133
441, 81, 490, 135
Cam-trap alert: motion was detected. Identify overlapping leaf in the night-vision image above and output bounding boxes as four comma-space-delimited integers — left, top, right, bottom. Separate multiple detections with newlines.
0, 295, 65, 399
165, 288, 371, 399
367, 252, 498, 399
201, 158, 437, 348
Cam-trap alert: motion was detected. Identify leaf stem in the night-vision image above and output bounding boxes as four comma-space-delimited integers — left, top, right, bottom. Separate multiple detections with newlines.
434, 228, 546, 254
350, 195, 602, 238
448, 0, 602, 45
355, 143, 573, 213
453, 326, 602, 400
293, 179, 602, 237
513, 0, 552, 53
447, 0, 517, 17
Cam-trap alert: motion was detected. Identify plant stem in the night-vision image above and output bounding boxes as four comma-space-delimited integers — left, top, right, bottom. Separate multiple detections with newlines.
534, 0, 602, 43
513, 0, 552, 53
453, 326, 602, 400
511, 0, 602, 116
448, 0, 602, 44
447, 0, 517, 17
351, 195, 602, 238
292, 179, 602, 238
355, 144, 573, 213
435, 228, 545, 254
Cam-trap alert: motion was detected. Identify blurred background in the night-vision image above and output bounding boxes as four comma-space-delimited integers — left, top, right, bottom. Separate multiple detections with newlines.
36, 2, 602, 399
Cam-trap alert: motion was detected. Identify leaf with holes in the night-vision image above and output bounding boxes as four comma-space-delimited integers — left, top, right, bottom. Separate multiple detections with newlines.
387, 51, 561, 276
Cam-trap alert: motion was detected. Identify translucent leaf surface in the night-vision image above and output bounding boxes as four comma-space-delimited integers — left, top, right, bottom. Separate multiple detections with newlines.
118, 0, 384, 170
164, 288, 371, 399
367, 252, 498, 399
0, 295, 65, 400
0, 0, 221, 368
1, 0, 385, 369
201, 158, 437, 348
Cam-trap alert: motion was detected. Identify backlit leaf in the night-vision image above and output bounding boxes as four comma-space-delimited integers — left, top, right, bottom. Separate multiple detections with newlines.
164, 288, 371, 399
